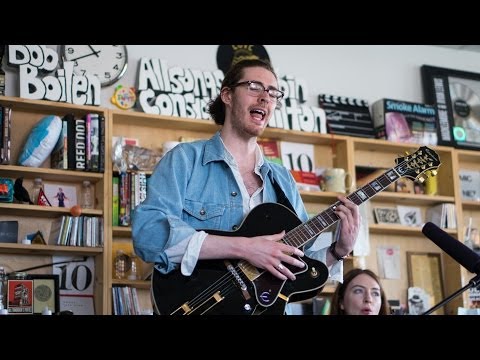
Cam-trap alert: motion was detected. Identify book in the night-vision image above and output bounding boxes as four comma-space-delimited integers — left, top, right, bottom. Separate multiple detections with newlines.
64, 113, 76, 170
50, 116, 68, 169
258, 139, 283, 165
48, 217, 65, 245
372, 98, 438, 146
75, 117, 87, 170
112, 176, 119, 226
89, 113, 100, 172
98, 114, 105, 172
85, 113, 92, 170
1, 106, 11, 165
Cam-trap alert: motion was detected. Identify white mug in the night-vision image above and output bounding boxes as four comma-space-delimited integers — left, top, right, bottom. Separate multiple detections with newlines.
162, 141, 180, 155
324, 168, 353, 193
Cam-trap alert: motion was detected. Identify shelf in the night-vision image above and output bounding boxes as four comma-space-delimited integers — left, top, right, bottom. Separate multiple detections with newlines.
262, 127, 349, 146
369, 224, 458, 236
113, 226, 132, 237
0, 165, 104, 182
112, 110, 220, 131
320, 283, 337, 294
457, 149, 480, 163
299, 190, 340, 202
372, 192, 454, 206
353, 137, 453, 153
0, 243, 103, 255
0, 95, 103, 116
112, 110, 350, 146
112, 279, 150, 289
462, 200, 480, 210
0, 203, 103, 217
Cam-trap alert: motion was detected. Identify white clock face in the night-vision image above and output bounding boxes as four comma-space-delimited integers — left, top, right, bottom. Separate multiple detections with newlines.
62, 45, 128, 87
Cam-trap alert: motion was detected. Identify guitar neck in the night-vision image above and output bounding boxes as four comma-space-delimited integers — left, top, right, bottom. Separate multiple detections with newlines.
284, 166, 403, 249
283, 144, 441, 249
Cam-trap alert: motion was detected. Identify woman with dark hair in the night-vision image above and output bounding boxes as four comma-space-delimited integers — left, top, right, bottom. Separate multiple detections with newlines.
330, 268, 389, 315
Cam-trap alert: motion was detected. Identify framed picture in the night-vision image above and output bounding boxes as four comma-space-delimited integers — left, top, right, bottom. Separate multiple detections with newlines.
28, 274, 60, 314
407, 252, 445, 315
422, 65, 480, 151
373, 207, 401, 225
44, 183, 77, 208
397, 205, 423, 227
7, 279, 34, 314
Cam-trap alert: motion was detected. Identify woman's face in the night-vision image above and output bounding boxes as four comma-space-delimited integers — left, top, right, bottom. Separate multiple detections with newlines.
340, 273, 382, 315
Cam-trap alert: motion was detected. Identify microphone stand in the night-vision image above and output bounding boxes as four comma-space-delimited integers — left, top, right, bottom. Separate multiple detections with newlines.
422, 273, 480, 315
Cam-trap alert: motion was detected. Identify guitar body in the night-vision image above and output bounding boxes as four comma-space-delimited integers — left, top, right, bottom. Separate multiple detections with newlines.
152, 203, 329, 315
151, 146, 442, 315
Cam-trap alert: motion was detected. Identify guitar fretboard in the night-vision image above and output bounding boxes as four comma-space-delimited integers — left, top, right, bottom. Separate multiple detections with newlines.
283, 167, 402, 249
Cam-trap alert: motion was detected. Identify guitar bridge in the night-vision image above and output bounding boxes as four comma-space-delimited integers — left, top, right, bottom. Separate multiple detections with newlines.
225, 260, 251, 300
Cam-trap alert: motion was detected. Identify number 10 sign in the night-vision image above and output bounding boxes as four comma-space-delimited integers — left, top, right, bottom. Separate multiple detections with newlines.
280, 141, 315, 173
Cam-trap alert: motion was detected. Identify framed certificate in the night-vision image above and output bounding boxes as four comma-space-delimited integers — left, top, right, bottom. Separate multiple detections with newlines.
29, 274, 60, 315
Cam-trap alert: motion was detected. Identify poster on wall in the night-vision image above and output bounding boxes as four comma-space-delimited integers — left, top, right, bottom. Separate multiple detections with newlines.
421, 65, 480, 151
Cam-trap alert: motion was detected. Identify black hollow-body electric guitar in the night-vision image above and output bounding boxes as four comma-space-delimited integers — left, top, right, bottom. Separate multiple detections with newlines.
152, 147, 441, 315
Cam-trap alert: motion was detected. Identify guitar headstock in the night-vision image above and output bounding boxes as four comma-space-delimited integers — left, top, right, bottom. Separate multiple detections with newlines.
394, 146, 441, 182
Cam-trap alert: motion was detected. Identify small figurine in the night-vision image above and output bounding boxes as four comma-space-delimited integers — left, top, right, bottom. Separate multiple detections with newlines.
13, 177, 33, 204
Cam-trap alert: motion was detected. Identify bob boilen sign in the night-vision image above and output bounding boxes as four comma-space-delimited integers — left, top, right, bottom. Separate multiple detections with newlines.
7, 45, 100, 106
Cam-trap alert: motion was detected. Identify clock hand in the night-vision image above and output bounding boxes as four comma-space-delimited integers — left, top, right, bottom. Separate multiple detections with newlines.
88, 45, 99, 57
70, 50, 102, 62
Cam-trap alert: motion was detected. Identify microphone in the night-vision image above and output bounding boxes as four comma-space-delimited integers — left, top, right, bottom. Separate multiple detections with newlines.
422, 222, 480, 274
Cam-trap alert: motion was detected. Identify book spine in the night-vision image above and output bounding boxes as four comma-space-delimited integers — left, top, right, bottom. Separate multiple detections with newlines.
2, 107, 11, 164
0, 106, 3, 163
90, 114, 99, 172
98, 114, 105, 173
371, 100, 386, 139
119, 172, 129, 226
85, 113, 92, 171
138, 172, 147, 204
65, 113, 76, 170
51, 117, 68, 169
75, 118, 86, 170
112, 176, 119, 227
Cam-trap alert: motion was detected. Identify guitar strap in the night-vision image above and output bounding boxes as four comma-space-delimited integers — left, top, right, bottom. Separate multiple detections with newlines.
268, 171, 297, 215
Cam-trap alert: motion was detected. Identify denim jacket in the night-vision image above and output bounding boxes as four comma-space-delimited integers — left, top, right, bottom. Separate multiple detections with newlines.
132, 132, 342, 280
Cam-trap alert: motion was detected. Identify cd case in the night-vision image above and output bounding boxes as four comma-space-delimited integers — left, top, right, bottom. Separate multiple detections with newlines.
0, 220, 19, 243
422, 65, 480, 150
371, 98, 438, 146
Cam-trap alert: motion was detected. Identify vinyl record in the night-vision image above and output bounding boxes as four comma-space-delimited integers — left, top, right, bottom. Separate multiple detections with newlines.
449, 81, 480, 143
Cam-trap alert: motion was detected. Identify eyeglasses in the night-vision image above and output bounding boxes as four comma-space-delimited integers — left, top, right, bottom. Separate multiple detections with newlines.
231, 80, 284, 101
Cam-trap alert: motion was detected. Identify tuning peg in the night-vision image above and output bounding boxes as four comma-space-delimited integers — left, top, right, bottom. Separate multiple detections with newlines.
431, 170, 438, 176
418, 176, 426, 183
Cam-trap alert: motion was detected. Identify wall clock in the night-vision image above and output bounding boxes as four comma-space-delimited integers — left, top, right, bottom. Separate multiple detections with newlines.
61, 45, 128, 87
